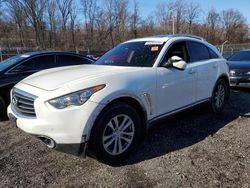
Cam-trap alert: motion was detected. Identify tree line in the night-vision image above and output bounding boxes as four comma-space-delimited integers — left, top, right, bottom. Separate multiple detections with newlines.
0, 0, 249, 53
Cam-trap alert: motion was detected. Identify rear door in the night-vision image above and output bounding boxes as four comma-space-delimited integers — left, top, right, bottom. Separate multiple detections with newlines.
56, 54, 92, 67
186, 41, 219, 101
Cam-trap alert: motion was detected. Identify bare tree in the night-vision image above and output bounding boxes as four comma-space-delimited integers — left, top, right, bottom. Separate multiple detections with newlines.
104, 0, 119, 48
186, 2, 200, 34
47, 0, 57, 49
206, 8, 221, 43
130, 0, 140, 38
115, 0, 129, 42
69, 2, 77, 50
222, 9, 248, 43
0, 0, 3, 18
6, 0, 27, 47
155, 3, 169, 33
56, 0, 72, 32
81, 0, 98, 52
167, 0, 187, 34
21, 0, 47, 49
0, 0, 250, 52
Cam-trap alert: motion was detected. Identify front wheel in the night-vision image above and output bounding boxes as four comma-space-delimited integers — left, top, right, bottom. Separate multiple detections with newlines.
89, 103, 142, 165
211, 79, 229, 113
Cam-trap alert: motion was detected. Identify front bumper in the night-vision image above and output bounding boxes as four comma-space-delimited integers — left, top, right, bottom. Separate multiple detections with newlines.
7, 98, 105, 156
229, 76, 250, 85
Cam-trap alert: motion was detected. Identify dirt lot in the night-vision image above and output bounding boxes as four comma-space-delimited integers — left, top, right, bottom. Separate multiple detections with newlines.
0, 86, 249, 188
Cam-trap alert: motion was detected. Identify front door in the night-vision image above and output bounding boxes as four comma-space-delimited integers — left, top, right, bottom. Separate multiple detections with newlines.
156, 41, 197, 116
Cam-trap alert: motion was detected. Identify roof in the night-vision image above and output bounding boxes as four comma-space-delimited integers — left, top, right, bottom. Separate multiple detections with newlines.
19, 51, 95, 61
126, 34, 206, 43
22, 51, 84, 56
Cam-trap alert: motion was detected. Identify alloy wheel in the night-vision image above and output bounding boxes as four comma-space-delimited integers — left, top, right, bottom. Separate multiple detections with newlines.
102, 114, 135, 156
214, 83, 225, 108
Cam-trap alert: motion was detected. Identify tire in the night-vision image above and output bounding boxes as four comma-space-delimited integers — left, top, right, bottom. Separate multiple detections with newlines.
211, 79, 228, 113
0, 96, 6, 121
89, 102, 142, 165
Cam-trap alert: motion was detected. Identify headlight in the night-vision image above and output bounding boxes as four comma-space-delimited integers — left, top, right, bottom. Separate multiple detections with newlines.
49, 84, 105, 109
229, 70, 235, 75
247, 71, 250, 75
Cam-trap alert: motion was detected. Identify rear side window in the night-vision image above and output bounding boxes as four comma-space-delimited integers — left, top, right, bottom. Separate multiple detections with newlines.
187, 41, 210, 62
57, 55, 91, 66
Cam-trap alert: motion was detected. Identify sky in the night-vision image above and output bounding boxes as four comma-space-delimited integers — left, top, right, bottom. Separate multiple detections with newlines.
130, 0, 250, 23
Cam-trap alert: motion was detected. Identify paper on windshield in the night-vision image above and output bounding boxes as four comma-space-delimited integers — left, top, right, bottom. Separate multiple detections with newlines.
145, 41, 164, 45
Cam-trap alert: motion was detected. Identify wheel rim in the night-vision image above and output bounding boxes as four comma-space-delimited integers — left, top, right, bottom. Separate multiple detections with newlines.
214, 83, 225, 108
102, 114, 135, 156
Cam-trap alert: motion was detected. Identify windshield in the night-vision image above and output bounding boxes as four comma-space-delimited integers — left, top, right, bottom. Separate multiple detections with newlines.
0, 55, 29, 71
228, 51, 250, 61
95, 41, 164, 67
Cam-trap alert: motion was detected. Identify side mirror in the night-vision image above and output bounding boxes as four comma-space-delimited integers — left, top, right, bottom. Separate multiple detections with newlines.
171, 56, 187, 70
162, 56, 187, 70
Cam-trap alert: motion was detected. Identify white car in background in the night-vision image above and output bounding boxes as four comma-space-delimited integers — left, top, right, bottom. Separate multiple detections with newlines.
8, 34, 230, 164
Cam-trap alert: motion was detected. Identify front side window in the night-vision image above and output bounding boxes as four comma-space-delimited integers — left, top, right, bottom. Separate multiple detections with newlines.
11, 55, 55, 73
187, 41, 210, 62
0, 55, 28, 71
162, 41, 189, 64
95, 41, 164, 67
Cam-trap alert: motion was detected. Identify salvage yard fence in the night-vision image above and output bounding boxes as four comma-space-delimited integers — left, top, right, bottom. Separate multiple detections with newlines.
1, 43, 250, 62
216, 43, 250, 58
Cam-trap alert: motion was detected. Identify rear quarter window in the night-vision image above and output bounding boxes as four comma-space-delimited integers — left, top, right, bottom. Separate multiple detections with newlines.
207, 47, 219, 59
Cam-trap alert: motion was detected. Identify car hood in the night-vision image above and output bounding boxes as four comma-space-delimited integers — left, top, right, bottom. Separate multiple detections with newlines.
22, 65, 142, 91
228, 61, 250, 69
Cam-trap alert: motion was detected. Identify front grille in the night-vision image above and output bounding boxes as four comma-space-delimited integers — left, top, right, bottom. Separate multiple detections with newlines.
234, 69, 250, 76
12, 88, 37, 117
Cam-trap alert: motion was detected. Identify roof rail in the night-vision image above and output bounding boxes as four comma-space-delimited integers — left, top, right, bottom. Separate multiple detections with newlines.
171, 34, 206, 41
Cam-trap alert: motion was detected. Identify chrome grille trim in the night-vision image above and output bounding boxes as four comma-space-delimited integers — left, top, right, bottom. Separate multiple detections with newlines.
12, 88, 37, 117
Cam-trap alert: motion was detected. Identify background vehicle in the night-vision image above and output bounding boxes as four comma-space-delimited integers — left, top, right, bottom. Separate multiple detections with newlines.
0, 51, 94, 120
228, 50, 250, 85
8, 35, 230, 165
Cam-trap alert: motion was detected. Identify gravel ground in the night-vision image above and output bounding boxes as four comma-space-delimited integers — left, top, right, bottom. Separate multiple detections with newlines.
0, 86, 249, 188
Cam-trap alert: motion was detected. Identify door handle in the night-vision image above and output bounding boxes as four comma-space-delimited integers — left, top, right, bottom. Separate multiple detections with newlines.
188, 68, 196, 74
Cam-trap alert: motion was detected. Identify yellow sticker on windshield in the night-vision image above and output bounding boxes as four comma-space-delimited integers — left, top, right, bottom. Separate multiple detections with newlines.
151, 46, 159, 52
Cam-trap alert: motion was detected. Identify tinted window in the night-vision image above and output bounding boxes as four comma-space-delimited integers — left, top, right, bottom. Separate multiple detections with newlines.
95, 41, 164, 67
57, 55, 91, 66
11, 55, 55, 72
228, 51, 250, 61
187, 42, 210, 62
0, 55, 29, 71
207, 47, 219, 59
163, 42, 189, 63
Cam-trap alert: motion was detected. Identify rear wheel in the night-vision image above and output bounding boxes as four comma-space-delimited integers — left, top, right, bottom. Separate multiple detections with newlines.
0, 96, 6, 121
211, 79, 228, 113
89, 103, 142, 165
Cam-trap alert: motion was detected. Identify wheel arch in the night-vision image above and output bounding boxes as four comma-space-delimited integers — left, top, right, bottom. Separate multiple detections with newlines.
217, 73, 230, 99
89, 96, 148, 142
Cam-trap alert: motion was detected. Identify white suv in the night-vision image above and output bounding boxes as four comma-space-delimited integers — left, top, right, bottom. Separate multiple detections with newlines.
8, 35, 230, 164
